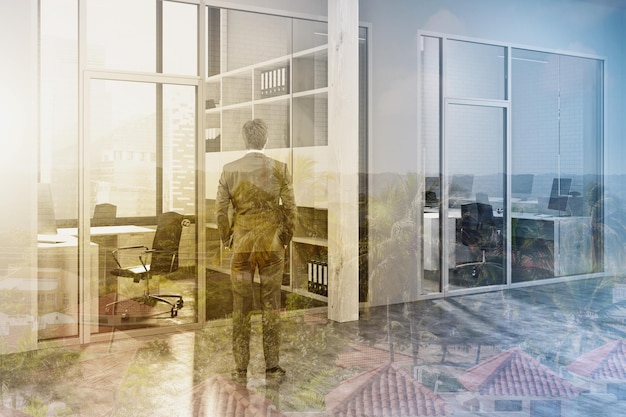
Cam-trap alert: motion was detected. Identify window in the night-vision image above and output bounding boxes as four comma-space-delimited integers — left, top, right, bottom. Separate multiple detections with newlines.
495, 399, 523, 412
608, 383, 626, 400
419, 33, 604, 295
530, 400, 561, 417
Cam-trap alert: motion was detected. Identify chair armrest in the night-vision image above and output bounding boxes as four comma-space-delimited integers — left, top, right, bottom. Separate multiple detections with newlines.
142, 249, 178, 273
114, 245, 149, 251
111, 245, 150, 268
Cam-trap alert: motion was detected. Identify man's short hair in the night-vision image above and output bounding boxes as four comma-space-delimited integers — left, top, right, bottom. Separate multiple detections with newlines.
242, 119, 268, 150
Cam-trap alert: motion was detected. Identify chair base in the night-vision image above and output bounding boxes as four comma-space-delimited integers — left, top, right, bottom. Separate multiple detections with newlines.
105, 294, 184, 319
452, 261, 504, 286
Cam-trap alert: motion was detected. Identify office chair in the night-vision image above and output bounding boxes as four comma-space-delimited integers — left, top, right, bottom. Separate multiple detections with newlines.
453, 202, 504, 285
92, 203, 117, 226
106, 211, 189, 318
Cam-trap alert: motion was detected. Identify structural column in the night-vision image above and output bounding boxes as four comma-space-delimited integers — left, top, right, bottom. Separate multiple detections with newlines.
327, 0, 359, 322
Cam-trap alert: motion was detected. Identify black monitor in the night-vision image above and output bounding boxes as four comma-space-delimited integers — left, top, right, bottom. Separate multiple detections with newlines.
548, 177, 572, 212
425, 176, 440, 194
511, 174, 534, 198
424, 176, 440, 207
549, 177, 572, 197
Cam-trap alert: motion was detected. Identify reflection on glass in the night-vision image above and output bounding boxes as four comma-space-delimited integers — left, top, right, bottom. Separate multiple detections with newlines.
293, 18, 328, 53
89, 80, 157, 217
88, 79, 197, 332
447, 40, 507, 100
446, 104, 506, 289
419, 35, 443, 295
511, 48, 603, 281
36, 0, 80, 343
224, 10, 292, 72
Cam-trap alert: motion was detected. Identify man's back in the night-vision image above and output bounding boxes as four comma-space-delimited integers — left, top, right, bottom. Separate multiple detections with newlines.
216, 152, 296, 251
221, 153, 287, 216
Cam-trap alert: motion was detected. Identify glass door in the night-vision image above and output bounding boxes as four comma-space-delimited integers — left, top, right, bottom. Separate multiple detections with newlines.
85, 74, 199, 333
444, 100, 508, 292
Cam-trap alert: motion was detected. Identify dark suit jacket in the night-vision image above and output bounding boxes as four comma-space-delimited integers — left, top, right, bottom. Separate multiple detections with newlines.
216, 152, 296, 253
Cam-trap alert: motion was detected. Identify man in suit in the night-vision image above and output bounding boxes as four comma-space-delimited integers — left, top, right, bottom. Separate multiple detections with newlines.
216, 119, 296, 383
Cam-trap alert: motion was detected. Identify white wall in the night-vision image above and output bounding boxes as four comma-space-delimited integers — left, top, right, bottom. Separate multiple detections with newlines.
0, 0, 39, 351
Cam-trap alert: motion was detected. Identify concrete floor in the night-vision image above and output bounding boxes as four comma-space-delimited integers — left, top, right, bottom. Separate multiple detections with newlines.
5, 276, 626, 416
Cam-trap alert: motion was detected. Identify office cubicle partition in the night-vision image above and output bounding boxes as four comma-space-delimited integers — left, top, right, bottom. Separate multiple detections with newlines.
419, 32, 604, 295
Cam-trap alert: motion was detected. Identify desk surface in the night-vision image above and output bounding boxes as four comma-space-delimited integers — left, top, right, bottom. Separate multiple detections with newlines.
511, 212, 589, 221
37, 234, 78, 246
424, 209, 588, 221
58, 225, 155, 237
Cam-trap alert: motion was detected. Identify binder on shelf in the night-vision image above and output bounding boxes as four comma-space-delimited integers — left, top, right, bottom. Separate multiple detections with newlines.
205, 128, 221, 153
307, 260, 328, 296
260, 65, 289, 98
308, 261, 314, 293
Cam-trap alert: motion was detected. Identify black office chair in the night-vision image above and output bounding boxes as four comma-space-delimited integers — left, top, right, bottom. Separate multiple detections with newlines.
92, 203, 117, 226
106, 211, 190, 318
453, 202, 503, 284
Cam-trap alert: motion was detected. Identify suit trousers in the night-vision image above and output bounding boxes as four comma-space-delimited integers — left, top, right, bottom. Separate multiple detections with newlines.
231, 246, 284, 371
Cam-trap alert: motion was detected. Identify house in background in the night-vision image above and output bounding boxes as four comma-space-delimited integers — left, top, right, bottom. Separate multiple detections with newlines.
457, 347, 581, 416
567, 339, 626, 414
325, 362, 452, 417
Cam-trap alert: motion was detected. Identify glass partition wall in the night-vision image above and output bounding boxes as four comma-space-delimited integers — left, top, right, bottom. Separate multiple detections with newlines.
86, 77, 198, 333
419, 33, 604, 295
36, 0, 201, 344
35, 2, 368, 344
204, 9, 332, 315
510, 49, 604, 282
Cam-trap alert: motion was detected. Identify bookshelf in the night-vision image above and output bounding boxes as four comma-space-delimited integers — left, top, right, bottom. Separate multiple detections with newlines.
204, 42, 330, 301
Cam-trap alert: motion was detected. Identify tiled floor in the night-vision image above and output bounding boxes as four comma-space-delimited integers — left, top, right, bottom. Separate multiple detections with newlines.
5, 277, 626, 416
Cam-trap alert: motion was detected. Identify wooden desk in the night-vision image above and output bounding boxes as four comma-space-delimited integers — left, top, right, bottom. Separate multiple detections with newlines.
58, 225, 155, 278
58, 225, 155, 238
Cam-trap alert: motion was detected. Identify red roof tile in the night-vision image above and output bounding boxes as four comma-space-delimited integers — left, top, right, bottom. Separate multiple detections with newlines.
326, 362, 452, 416
194, 375, 285, 417
567, 339, 626, 380
458, 347, 580, 398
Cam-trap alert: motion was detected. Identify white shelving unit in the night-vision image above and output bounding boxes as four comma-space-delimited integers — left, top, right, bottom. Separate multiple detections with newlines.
205, 42, 330, 301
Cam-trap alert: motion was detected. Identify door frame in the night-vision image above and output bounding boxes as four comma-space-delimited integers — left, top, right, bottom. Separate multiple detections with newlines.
80, 70, 203, 344
441, 97, 511, 297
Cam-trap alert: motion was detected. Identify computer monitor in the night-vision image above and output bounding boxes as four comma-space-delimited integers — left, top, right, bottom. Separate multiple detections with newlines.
549, 177, 572, 197
424, 176, 440, 207
511, 174, 534, 198
548, 177, 572, 212
425, 176, 440, 194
